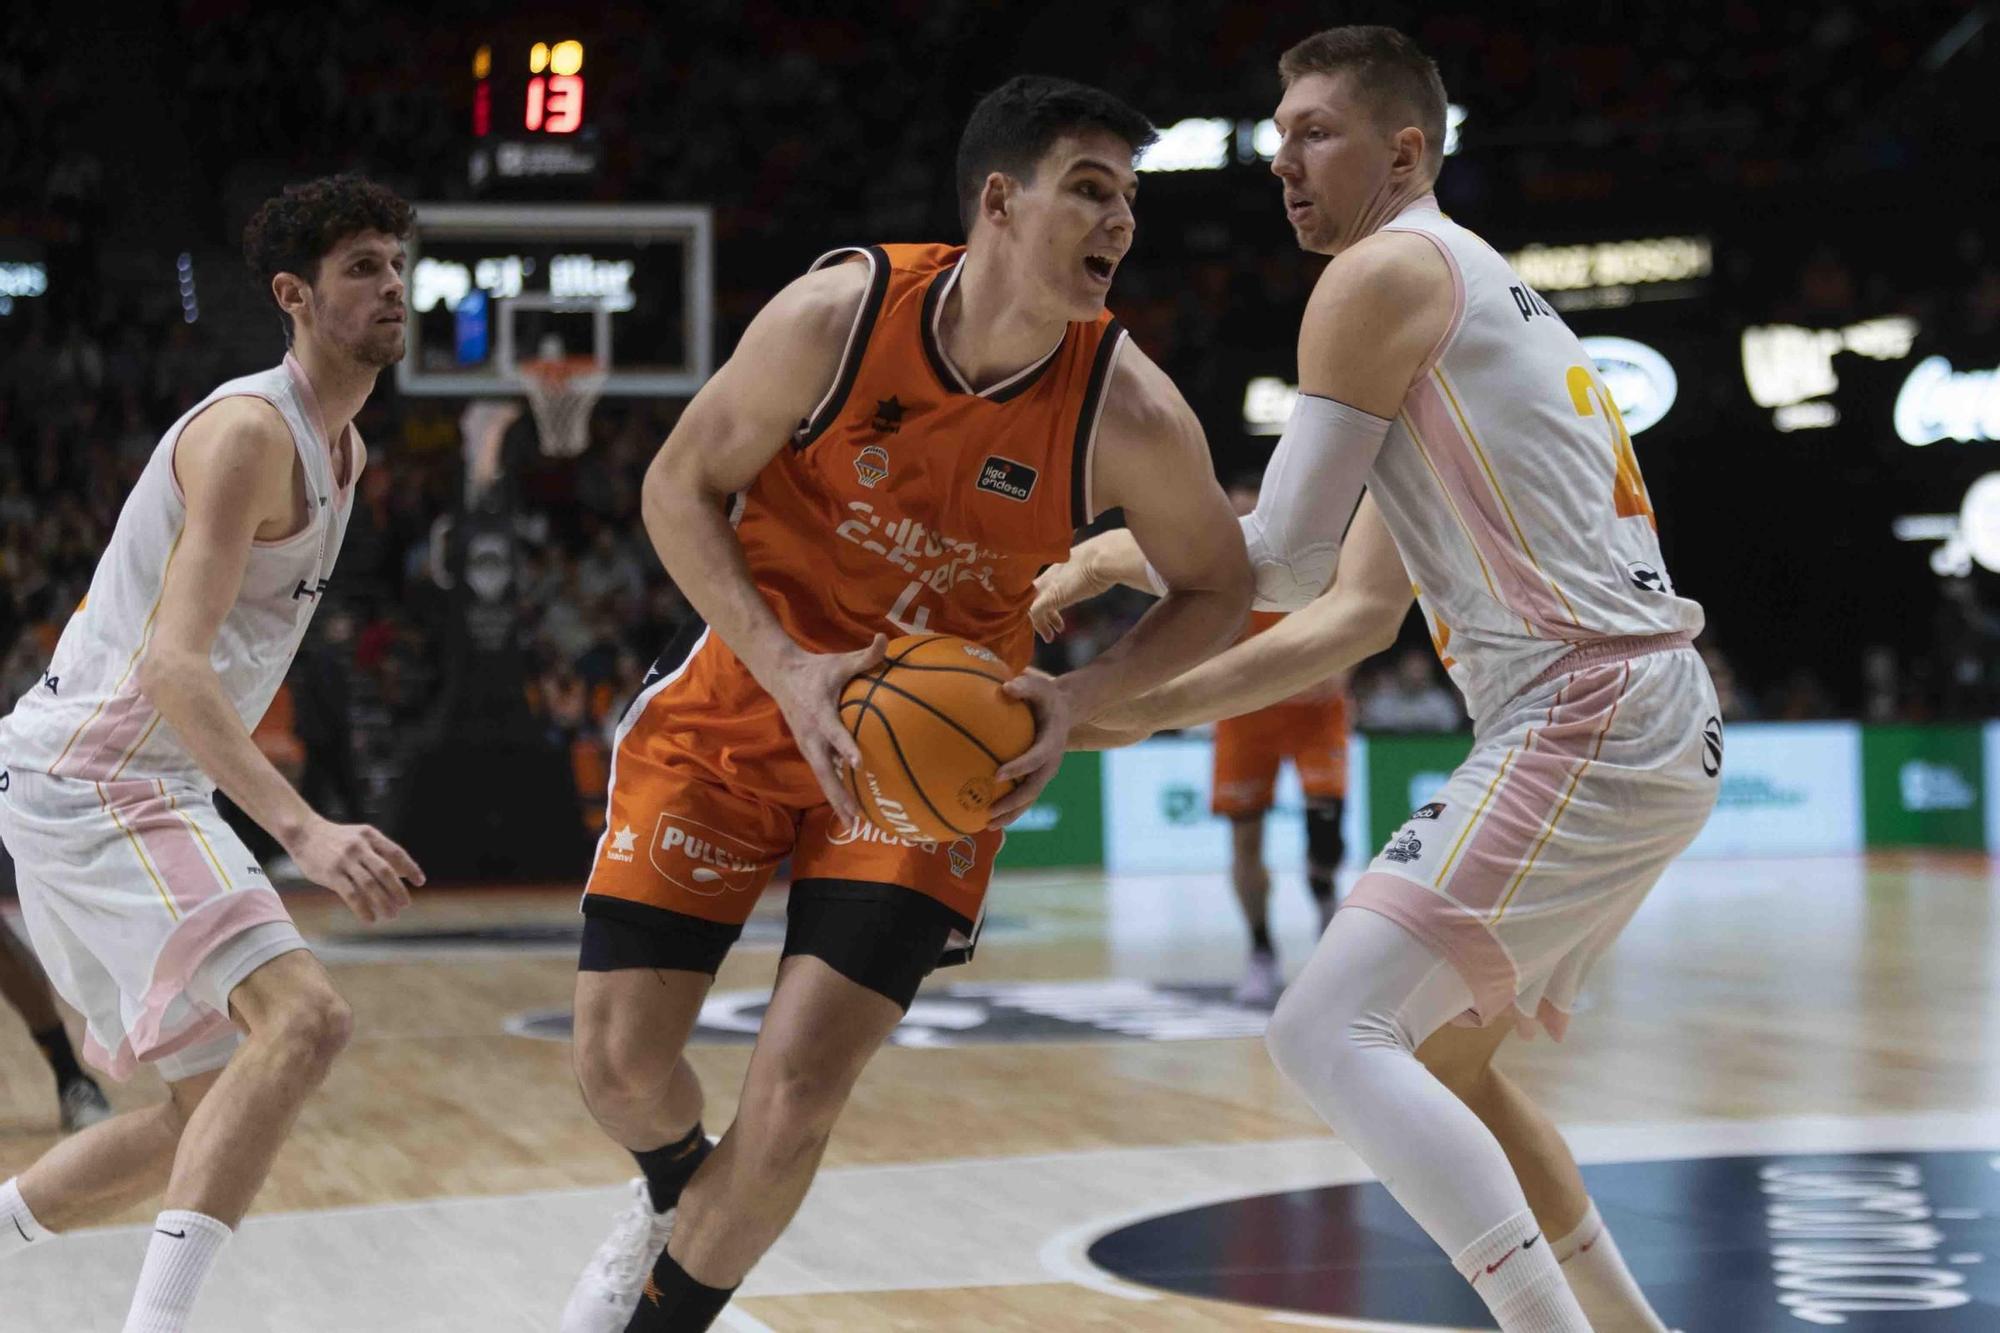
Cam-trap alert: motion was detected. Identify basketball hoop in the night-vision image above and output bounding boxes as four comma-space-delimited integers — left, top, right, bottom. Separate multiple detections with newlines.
518, 355, 607, 459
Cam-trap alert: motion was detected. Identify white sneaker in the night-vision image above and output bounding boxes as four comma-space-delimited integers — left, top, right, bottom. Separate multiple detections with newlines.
58, 1077, 111, 1132
559, 1178, 678, 1333
1233, 952, 1282, 1007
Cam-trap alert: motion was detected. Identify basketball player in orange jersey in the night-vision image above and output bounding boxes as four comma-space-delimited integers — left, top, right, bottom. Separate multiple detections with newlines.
1207, 607, 1349, 1005
559, 76, 1252, 1332
0, 176, 423, 1333
1034, 27, 1711, 1333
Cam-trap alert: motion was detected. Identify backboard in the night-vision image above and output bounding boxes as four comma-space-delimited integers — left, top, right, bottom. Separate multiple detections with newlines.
396, 203, 713, 398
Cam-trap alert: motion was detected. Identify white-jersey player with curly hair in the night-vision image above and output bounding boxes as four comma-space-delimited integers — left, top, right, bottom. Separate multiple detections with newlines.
0, 174, 425, 1333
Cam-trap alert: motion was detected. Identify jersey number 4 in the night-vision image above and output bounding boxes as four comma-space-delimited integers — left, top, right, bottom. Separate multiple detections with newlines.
1565, 364, 1656, 530
887, 580, 934, 635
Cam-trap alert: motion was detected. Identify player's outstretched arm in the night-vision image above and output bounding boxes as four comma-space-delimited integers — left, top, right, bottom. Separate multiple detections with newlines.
992, 344, 1253, 818
638, 259, 884, 822
139, 400, 422, 922
1074, 492, 1412, 747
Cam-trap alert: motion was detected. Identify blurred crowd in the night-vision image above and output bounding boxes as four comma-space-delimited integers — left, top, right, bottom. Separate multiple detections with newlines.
3, 0, 1998, 802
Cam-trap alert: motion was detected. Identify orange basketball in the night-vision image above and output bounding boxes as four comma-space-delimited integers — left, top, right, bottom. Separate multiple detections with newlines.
838, 634, 1036, 843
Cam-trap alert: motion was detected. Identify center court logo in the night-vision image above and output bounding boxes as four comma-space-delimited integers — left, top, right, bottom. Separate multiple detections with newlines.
648, 815, 768, 895
1087, 1150, 1999, 1330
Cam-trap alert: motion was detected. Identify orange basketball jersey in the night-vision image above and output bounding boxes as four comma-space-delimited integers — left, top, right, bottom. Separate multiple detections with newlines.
740, 242, 1128, 671
584, 244, 1131, 951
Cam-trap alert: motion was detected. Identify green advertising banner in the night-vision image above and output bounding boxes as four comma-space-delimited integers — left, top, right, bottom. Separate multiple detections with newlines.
995, 749, 1104, 868
1860, 724, 1986, 850
1365, 733, 1476, 850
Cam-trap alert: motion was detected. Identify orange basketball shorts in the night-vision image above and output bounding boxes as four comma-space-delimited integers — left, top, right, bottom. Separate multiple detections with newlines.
582, 626, 1003, 968
1211, 701, 1349, 817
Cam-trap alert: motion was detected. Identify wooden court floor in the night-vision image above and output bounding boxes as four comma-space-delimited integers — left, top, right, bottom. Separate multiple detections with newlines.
1, 852, 1994, 1330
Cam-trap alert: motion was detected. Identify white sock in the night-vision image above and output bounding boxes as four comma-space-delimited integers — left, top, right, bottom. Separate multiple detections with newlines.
1455, 1209, 1591, 1333
1, 1177, 49, 1259
1556, 1201, 1669, 1331
122, 1210, 232, 1333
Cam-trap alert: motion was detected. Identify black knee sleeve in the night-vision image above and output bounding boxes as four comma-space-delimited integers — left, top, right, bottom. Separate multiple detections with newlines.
1306, 798, 1345, 873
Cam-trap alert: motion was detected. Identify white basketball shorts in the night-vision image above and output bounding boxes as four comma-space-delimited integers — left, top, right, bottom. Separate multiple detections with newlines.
0, 766, 307, 1081
1343, 634, 1720, 1040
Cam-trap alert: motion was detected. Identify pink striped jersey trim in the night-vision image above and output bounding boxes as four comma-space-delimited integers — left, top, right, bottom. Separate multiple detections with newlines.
1442, 663, 1631, 920
1401, 375, 1584, 639
1381, 218, 1466, 380
1521, 631, 1692, 696
99, 778, 237, 916
58, 678, 158, 780
1338, 882, 1580, 1042
82, 886, 294, 1080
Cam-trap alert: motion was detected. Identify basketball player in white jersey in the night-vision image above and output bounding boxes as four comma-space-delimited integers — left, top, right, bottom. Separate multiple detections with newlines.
1038, 27, 1714, 1332
0, 174, 424, 1333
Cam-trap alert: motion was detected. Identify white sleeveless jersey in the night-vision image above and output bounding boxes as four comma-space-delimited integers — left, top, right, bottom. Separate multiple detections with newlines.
1368, 201, 1704, 724
0, 353, 357, 787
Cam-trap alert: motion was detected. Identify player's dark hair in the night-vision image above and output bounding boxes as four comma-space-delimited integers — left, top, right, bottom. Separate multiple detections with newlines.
955, 76, 1156, 234
1279, 26, 1448, 179
243, 173, 414, 332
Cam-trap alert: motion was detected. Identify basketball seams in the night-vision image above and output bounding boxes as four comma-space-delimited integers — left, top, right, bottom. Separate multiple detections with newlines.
868, 660, 1009, 684
836, 634, 1022, 842
851, 633, 949, 720
840, 696, 974, 839
858, 676, 1008, 767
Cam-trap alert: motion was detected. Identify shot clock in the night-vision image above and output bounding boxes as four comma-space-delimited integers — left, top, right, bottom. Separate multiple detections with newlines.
473, 39, 587, 138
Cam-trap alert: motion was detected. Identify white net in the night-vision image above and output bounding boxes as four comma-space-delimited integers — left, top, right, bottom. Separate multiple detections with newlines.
519, 356, 607, 459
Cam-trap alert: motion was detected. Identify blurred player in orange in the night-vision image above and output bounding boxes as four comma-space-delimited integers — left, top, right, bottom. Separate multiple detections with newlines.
559, 76, 1251, 1332
1210, 615, 1349, 1004
1208, 482, 1349, 1003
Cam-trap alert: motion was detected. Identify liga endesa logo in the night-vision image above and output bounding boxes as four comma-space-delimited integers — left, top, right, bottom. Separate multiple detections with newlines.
1087, 1150, 2000, 1330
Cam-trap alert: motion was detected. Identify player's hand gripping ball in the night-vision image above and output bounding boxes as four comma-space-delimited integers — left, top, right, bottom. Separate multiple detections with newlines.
838, 635, 1035, 843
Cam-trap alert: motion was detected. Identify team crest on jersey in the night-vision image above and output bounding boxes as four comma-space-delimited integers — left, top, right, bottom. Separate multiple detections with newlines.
947, 836, 977, 879
976, 455, 1038, 502
853, 444, 891, 489
1383, 830, 1423, 864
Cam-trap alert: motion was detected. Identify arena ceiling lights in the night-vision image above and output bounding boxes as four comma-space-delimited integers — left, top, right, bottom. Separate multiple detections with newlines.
1136, 105, 1465, 173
